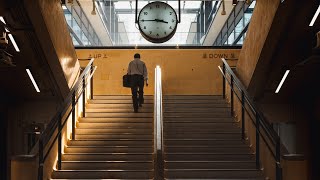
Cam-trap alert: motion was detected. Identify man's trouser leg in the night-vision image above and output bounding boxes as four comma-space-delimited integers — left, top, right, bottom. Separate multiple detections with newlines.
138, 77, 144, 106
131, 75, 139, 112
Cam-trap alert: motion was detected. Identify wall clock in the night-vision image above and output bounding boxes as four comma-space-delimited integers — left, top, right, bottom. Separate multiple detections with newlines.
137, 1, 178, 43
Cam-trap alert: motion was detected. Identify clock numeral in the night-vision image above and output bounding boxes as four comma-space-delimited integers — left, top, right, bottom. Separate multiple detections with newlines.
144, 12, 148, 15
156, 5, 160, 8
172, 19, 175, 23
144, 26, 146, 29
149, 6, 152, 9
164, 31, 167, 35
149, 31, 152, 34
170, 12, 173, 15
156, 33, 159, 37
169, 26, 172, 29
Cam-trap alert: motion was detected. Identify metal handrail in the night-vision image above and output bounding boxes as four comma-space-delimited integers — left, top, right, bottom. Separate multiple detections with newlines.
218, 58, 282, 180
37, 58, 96, 180
153, 65, 163, 179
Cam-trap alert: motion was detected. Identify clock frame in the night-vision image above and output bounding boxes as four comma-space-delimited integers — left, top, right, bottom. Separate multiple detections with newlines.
137, 1, 178, 43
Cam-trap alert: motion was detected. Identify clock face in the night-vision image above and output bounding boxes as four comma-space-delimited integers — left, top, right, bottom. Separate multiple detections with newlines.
138, 2, 178, 43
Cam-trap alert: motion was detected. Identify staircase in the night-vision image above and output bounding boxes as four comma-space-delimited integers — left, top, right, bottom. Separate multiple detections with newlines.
51, 95, 154, 180
163, 95, 264, 180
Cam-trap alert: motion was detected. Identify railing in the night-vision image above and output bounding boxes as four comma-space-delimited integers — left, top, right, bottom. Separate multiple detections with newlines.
218, 58, 282, 180
37, 58, 96, 180
154, 65, 163, 179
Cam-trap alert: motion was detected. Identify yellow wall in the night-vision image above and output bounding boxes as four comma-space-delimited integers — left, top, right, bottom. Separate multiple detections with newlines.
76, 49, 240, 95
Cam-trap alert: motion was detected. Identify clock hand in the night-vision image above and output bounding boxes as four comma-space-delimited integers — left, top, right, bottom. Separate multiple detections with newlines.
155, 19, 168, 23
141, 19, 168, 23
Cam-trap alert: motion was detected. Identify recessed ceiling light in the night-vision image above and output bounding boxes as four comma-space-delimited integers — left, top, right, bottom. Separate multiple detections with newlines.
309, 5, 320, 26
26, 68, 40, 92
8, 34, 20, 52
275, 70, 290, 93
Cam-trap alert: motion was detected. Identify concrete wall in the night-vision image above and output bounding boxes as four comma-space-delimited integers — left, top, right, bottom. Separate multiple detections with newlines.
236, 0, 280, 90
24, 0, 80, 96
76, 49, 240, 95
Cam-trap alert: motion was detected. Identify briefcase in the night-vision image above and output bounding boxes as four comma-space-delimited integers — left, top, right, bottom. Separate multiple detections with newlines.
123, 74, 131, 88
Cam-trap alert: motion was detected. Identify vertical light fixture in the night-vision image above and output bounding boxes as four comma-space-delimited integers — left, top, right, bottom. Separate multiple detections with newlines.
26, 68, 41, 92
0, 16, 6, 24
221, 0, 226, 15
275, 70, 290, 93
309, 5, 320, 26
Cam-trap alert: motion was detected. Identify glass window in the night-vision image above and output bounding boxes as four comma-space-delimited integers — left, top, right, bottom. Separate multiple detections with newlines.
227, 30, 235, 45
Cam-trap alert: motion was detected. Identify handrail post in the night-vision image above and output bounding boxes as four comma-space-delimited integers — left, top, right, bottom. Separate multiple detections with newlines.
82, 77, 86, 117
230, 75, 234, 116
222, 63, 226, 99
256, 113, 260, 169
90, 64, 93, 99
38, 139, 43, 180
57, 113, 62, 170
241, 91, 245, 140
276, 139, 282, 180
72, 91, 76, 140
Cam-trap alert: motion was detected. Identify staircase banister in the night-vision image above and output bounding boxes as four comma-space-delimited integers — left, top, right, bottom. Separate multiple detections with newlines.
37, 58, 96, 179
220, 58, 280, 144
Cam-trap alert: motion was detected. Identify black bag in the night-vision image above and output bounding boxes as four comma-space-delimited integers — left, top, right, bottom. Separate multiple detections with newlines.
123, 74, 131, 88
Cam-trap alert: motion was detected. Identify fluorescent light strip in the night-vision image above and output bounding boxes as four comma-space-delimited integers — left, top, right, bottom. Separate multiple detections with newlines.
0, 16, 6, 24
8, 34, 20, 52
26, 69, 40, 92
309, 5, 320, 26
275, 70, 290, 93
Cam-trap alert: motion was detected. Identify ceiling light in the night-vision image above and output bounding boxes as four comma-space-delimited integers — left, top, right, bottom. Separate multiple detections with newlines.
275, 70, 290, 93
62, 5, 68, 10
309, 5, 320, 26
232, 0, 237, 6
0, 16, 6, 24
26, 68, 40, 92
8, 34, 20, 52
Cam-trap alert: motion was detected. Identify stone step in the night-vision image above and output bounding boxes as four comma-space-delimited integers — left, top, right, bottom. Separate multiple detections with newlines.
164, 161, 256, 169
164, 139, 247, 146
164, 103, 229, 108
61, 161, 153, 170
164, 146, 251, 153
77, 122, 152, 129
76, 128, 153, 134
75, 134, 153, 140
85, 112, 153, 118
164, 153, 255, 161
164, 122, 238, 129
164, 99, 228, 103
86, 108, 153, 113
164, 107, 230, 113
68, 140, 153, 146
62, 153, 153, 161
164, 132, 241, 139
65, 146, 153, 153
164, 117, 236, 122
163, 95, 223, 100
164, 169, 263, 179
87, 103, 153, 109
93, 95, 153, 100
88, 99, 153, 104
164, 112, 231, 117
79, 117, 153, 123
52, 170, 153, 179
